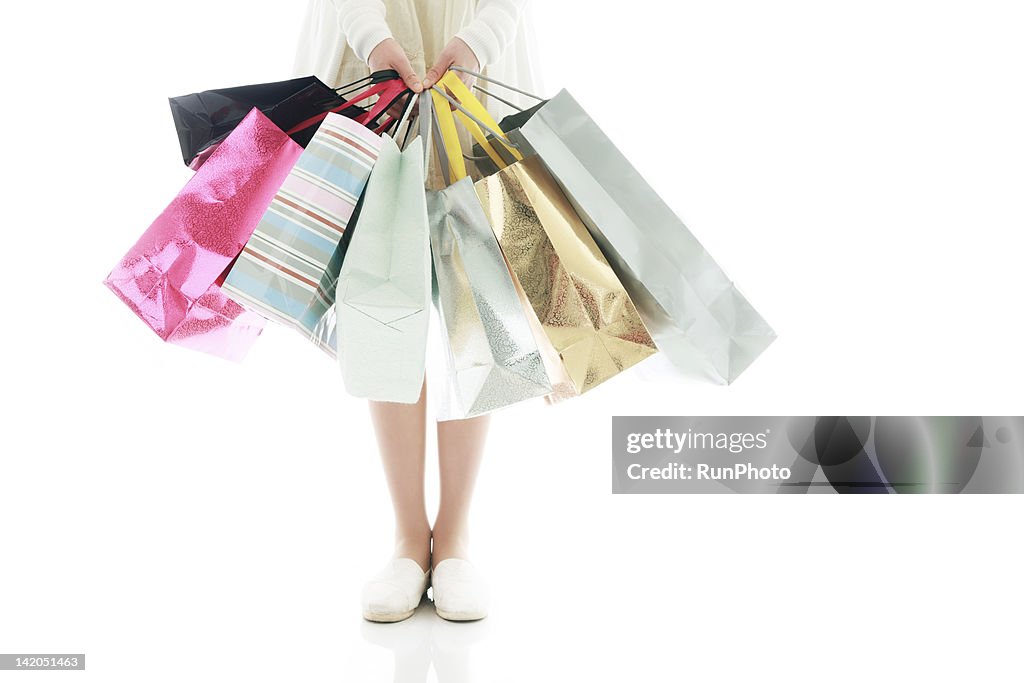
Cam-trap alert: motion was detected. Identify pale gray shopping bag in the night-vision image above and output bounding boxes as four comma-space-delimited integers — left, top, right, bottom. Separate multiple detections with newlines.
423, 94, 553, 420
455, 68, 775, 384
333, 116, 431, 403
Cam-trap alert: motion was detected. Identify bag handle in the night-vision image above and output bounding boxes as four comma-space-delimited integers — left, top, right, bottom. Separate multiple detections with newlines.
353, 80, 411, 126
471, 85, 524, 113
373, 87, 418, 136
449, 65, 545, 103
431, 100, 452, 184
418, 92, 431, 165
397, 92, 420, 150
430, 88, 469, 183
429, 88, 472, 181
431, 78, 515, 146
286, 79, 409, 137
414, 91, 452, 186
286, 79, 395, 135
334, 69, 400, 96
430, 73, 523, 172
449, 67, 547, 161
430, 86, 498, 178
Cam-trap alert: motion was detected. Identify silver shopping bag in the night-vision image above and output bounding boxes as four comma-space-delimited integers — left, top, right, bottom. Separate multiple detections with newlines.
423, 95, 552, 420
452, 68, 775, 384
333, 130, 431, 403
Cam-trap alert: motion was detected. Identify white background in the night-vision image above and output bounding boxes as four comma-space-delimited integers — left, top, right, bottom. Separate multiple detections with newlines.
2, 1, 1023, 681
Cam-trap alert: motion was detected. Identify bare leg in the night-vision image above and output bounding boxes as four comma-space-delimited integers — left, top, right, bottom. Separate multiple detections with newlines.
368, 381, 431, 572
432, 415, 491, 565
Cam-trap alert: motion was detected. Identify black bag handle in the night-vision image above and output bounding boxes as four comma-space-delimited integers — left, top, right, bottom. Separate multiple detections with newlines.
334, 69, 402, 96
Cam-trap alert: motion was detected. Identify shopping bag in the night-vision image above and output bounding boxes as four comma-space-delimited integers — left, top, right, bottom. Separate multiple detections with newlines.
220, 112, 385, 356
334, 128, 431, 403
470, 102, 547, 176
171, 71, 410, 170
423, 94, 553, 419
432, 77, 658, 395
104, 107, 303, 361
451, 68, 776, 384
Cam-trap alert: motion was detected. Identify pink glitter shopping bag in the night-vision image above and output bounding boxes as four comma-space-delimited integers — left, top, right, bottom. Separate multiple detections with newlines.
104, 107, 303, 361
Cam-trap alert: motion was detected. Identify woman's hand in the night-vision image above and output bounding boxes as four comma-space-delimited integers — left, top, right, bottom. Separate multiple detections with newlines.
368, 38, 423, 93
423, 37, 480, 90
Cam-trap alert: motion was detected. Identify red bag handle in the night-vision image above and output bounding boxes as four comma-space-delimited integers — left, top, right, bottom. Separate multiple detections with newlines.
353, 80, 410, 126
368, 88, 419, 136
286, 79, 408, 136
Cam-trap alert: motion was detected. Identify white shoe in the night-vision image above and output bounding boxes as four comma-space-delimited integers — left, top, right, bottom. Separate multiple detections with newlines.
431, 558, 489, 621
361, 558, 431, 623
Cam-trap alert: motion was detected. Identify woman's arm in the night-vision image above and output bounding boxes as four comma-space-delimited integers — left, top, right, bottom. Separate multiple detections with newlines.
455, 0, 526, 69
328, 0, 392, 63
423, 0, 527, 89
329, 0, 422, 91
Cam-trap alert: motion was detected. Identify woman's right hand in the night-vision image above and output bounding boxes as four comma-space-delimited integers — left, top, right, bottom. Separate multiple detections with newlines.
367, 38, 423, 93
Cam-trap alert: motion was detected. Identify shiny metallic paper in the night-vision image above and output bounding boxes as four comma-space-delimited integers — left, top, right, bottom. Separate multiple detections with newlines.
334, 135, 431, 403
475, 155, 658, 394
104, 108, 302, 361
427, 178, 553, 420
516, 90, 775, 384
506, 263, 580, 403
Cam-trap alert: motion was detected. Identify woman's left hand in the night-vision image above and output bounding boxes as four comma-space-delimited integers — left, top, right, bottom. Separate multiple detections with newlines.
423, 37, 480, 90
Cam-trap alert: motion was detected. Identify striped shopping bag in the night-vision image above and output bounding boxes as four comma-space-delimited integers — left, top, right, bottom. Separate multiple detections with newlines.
222, 111, 383, 355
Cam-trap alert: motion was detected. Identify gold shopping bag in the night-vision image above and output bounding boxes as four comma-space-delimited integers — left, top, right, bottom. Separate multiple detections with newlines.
431, 78, 658, 395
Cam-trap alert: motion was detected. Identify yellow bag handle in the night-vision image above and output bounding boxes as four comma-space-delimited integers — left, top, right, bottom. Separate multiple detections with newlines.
431, 72, 524, 178
440, 72, 523, 168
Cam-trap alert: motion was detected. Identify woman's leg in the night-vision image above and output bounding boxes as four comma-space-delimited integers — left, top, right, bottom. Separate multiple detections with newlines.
432, 415, 491, 564
368, 381, 432, 572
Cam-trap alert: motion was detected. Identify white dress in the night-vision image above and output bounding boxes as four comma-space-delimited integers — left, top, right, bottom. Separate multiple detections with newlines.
293, 0, 542, 119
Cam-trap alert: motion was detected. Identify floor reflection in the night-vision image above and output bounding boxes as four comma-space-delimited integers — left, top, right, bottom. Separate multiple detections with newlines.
360, 597, 491, 683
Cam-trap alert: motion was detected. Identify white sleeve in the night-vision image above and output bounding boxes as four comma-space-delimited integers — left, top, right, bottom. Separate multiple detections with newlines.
455, 0, 527, 68
328, 0, 394, 63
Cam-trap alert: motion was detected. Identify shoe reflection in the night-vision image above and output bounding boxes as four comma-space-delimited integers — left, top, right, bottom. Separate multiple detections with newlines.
360, 596, 490, 683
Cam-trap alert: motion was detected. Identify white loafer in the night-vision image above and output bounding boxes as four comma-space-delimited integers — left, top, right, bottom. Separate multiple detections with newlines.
361, 558, 431, 623
431, 558, 489, 621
